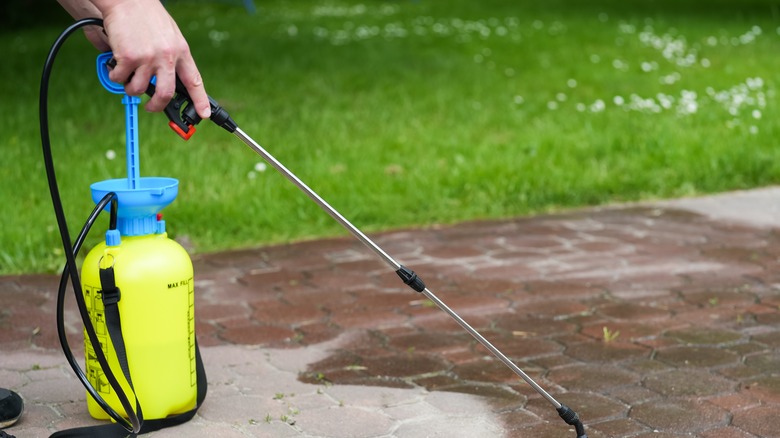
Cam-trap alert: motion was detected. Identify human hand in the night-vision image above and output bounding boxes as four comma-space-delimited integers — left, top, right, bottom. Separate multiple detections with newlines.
58, 0, 211, 119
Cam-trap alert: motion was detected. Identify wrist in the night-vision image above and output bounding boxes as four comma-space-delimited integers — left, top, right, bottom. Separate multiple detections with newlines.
90, 0, 162, 16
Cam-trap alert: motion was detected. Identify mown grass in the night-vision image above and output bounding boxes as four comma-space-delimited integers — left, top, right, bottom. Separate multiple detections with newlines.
2, 0, 780, 273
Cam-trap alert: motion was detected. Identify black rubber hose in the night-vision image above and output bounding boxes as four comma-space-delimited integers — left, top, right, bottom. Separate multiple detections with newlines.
40, 17, 141, 433
55, 193, 118, 421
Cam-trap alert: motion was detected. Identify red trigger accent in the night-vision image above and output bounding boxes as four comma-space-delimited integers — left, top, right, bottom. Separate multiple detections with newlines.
168, 121, 196, 140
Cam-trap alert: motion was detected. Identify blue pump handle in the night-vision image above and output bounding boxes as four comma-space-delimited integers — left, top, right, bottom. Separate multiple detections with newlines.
96, 52, 148, 190
94, 53, 177, 238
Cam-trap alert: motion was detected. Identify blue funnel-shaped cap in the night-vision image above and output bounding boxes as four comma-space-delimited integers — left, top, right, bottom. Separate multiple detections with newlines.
91, 177, 178, 236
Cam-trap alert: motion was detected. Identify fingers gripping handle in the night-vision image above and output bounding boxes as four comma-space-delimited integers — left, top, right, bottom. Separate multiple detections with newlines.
148, 76, 237, 138
102, 55, 236, 139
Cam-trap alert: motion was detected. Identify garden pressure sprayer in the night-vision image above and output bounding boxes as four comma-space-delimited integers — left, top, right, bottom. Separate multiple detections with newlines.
41, 19, 205, 438
42, 18, 586, 438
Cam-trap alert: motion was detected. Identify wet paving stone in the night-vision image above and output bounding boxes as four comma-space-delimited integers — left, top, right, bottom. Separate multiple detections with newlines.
665, 327, 744, 345
731, 405, 780, 437
546, 364, 636, 392
564, 341, 651, 363
596, 302, 671, 321
742, 375, 780, 403
438, 384, 524, 411
742, 351, 780, 374
642, 369, 735, 397
590, 417, 651, 437
359, 354, 451, 379
700, 426, 759, 438
629, 399, 728, 434
452, 358, 541, 384
655, 345, 740, 368
579, 321, 664, 342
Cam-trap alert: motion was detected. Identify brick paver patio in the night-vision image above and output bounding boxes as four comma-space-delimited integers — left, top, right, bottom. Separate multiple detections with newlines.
2, 189, 780, 437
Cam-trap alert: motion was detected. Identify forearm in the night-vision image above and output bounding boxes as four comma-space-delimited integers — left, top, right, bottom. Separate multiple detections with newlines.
57, 0, 162, 18
56, 0, 102, 20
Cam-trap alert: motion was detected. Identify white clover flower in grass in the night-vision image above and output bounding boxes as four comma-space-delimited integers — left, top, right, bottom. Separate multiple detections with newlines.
613, 96, 625, 106
706, 36, 718, 46
548, 21, 566, 35
576, 103, 586, 112
547, 101, 559, 110
255, 162, 268, 173
590, 99, 606, 113
758, 93, 767, 108
747, 77, 764, 90
750, 126, 759, 135
105, 150, 116, 160
627, 94, 661, 113
590, 54, 601, 63
556, 93, 567, 102
432, 23, 449, 35
567, 79, 577, 88
247, 171, 257, 180
514, 95, 525, 105
208, 30, 230, 46
379, 5, 397, 15
752, 110, 762, 119
708, 78, 768, 116
384, 23, 408, 38
612, 59, 628, 71
313, 27, 329, 39
676, 90, 698, 115
656, 93, 674, 110
660, 72, 681, 85
355, 26, 378, 39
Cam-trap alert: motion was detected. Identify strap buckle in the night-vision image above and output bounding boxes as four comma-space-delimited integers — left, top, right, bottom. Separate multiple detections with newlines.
99, 266, 121, 306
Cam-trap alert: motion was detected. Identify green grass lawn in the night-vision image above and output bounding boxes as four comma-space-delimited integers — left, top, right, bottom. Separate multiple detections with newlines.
2, 0, 780, 274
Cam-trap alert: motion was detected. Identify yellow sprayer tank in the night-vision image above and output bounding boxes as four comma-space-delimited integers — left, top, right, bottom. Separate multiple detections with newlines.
82, 176, 196, 420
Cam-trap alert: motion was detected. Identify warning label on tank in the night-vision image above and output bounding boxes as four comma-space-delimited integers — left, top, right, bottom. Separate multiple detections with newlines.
84, 284, 111, 395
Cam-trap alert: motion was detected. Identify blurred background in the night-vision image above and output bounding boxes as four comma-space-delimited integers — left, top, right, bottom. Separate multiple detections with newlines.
2, 0, 779, 274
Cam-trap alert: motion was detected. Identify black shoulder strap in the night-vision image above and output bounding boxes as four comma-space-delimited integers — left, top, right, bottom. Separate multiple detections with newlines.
50, 267, 208, 438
